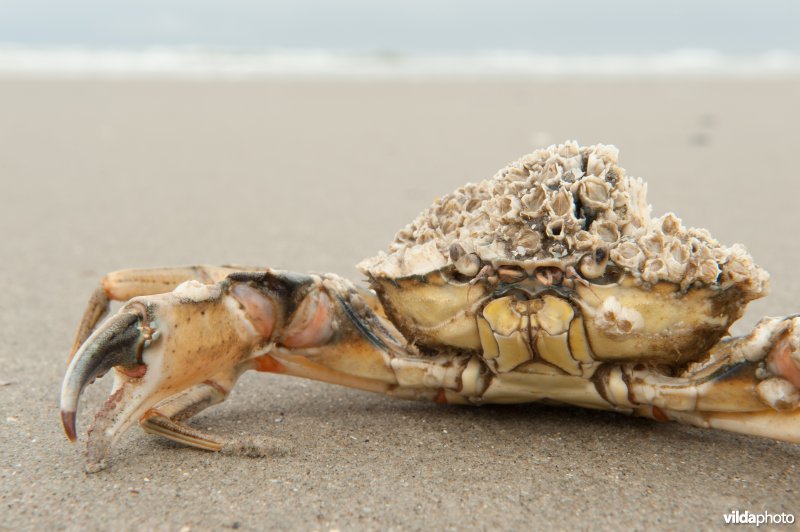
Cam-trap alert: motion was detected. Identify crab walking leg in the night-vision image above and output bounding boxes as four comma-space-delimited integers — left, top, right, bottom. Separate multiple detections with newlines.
139, 362, 251, 451
596, 317, 800, 442
69, 265, 267, 360
252, 351, 483, 404
647, 409, 800, 442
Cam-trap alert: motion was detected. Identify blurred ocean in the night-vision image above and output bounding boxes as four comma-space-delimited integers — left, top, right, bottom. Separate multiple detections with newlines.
2, 1, 798, 79
1, 46, 799, 79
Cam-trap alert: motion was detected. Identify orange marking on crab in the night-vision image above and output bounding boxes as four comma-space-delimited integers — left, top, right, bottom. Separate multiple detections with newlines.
140, 408, 161, 422
118, 364, 147, 379
253, 354, 287, 373
651, 405, 669, 422
435, 389, 448, 404
203, 379, 230, 396
100, 277, 115, 299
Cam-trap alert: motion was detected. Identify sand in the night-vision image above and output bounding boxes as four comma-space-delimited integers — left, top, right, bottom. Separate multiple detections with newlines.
1, 79, 798, 530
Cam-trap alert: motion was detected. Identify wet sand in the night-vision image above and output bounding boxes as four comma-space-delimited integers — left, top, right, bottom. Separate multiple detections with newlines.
0, 79, 798, 530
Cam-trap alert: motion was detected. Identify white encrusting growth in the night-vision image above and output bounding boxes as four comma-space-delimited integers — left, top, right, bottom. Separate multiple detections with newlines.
596, 296, 644, 335
757, 378, 800, 410
359, 141, 768, 300
172, 280, 221, 302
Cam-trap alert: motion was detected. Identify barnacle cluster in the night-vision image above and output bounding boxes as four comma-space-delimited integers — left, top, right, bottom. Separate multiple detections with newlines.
359, 141, 767, 298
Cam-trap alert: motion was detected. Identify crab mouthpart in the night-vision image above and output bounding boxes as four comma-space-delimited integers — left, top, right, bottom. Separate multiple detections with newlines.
60, 310, 148, 442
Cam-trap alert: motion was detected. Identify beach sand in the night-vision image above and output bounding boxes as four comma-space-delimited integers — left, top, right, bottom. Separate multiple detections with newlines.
1, 79, 798, 530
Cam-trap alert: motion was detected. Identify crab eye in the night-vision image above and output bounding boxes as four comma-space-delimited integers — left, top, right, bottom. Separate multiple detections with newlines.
593, 247, 607, 263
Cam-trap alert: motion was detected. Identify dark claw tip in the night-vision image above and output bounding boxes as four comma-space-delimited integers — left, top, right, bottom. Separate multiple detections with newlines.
61, 410, 77, 442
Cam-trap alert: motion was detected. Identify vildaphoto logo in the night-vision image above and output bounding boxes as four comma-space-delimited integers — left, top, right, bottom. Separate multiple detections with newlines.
723, 510, 795, 526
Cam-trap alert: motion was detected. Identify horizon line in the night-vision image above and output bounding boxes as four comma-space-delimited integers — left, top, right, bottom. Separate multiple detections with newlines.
0, 45, 798, 80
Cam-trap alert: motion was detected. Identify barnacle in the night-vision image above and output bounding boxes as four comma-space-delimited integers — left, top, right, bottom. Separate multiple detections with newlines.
359, 141, 768, 304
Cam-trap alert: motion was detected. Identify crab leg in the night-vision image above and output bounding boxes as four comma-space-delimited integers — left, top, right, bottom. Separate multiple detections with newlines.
138, 362, 251, 451
599, 317, 800, 442
69, 265, 266, 360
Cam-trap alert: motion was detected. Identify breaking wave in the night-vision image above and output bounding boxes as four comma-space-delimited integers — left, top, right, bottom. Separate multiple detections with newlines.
0, 45, 798, 79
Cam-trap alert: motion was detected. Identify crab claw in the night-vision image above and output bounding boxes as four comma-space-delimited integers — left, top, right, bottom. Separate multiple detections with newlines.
61, 280, 268, 471
60, 310, 148, 442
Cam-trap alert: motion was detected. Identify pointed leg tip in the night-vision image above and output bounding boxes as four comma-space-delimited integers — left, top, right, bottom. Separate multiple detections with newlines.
84, 459, 110, 474
60, 410, 77, 442
140, 415, 223, 452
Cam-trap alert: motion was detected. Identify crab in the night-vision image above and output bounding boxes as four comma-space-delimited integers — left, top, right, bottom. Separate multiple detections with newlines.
61, 141, 800, 472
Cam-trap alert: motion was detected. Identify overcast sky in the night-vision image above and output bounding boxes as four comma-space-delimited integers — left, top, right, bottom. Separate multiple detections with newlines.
0, 0, 797, 53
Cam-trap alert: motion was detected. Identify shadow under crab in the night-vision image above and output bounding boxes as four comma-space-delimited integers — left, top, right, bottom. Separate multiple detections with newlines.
61, 141, 800, 471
